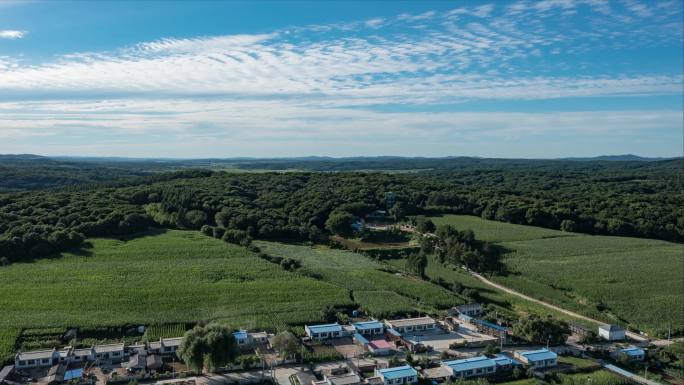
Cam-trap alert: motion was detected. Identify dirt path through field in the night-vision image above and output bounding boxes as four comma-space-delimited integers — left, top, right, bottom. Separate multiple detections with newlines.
463, 268, 650, 342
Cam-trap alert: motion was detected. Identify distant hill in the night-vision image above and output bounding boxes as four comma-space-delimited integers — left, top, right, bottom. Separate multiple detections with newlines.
558, 154, 669, 161
0, 154, 681, 191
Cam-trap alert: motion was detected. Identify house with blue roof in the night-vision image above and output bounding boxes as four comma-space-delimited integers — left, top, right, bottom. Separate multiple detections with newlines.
305, 323, 344, 341
442, 356, 497, 379
617, 346, 645, 361
375, 365, 418, 385
233, 330, 249, 346
514, 349, 558, 368
491, 354, 522, 370
353, 320, 384, 336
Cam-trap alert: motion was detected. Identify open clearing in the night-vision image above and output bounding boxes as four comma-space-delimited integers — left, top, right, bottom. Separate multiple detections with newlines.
0, 230, 352, 360
428, 215, 684, 335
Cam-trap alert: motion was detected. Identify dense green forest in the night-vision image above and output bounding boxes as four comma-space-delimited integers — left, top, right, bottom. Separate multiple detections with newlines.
0, 155, 682, 264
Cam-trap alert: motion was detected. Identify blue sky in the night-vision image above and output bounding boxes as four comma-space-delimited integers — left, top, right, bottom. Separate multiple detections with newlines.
0, 0, 682, 158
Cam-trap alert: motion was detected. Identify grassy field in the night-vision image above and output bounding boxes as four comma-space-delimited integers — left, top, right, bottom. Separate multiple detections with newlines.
255, 242, 464, 317
383, 255, 596, 327
428, 215, 684, 335
0, 230, 353, 358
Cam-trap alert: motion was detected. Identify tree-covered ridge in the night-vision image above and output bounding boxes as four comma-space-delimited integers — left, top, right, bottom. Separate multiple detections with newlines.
0, 166, 681, 264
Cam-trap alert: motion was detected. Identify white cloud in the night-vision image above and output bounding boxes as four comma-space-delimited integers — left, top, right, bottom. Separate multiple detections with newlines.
0, 30, 25, 39
0, 1, 681, 156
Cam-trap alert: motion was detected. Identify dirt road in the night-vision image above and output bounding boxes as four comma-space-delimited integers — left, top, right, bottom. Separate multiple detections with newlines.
464, 268, 650, 342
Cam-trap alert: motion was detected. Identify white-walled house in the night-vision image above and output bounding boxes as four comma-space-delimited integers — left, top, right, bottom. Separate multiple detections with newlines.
353, 320, 384, 336
449, 304, 483, 317
375, 365, 418, 385
442, 356, 496, 379
149, 337, 182, 356
514, 349, 557, 369
305, 323, 345, 340
93, 343, 125, 362
598, 325, 625, 341
15, 349, 58, 369
384, 317, 436, 334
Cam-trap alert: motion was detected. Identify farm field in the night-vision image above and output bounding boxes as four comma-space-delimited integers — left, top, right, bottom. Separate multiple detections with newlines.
255, 241, 464, 317
383, 255, 595, 327
428, 215, 684, 335
0, 230, 352, 356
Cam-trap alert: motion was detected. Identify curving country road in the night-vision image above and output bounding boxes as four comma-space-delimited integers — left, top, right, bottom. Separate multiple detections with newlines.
463, 268, 650, 342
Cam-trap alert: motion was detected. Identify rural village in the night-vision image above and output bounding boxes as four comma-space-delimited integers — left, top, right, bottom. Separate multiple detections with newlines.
1, 302, 670, 385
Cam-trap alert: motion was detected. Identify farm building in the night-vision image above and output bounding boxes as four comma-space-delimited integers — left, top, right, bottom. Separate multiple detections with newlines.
323, 373, 362, 385
305, 323, 345, 340
491, 354, 521, 371
93, 343, 125, 362
367, 340, 392, 356
353, 320, 384, 336
449, 304, 483, 317
375, 365, 418, 385
473, 319, 508, 339
442, 356, 496, 379
569, 323, 593, 338
15, 349, 58, 369
598, 325, 625, 341
234, 330, 270, 347
514, 349, 557, 368
617, 347, 645, 361
149, 337, 182, 355
384, 317, 436, 334
71, 348, 94, 362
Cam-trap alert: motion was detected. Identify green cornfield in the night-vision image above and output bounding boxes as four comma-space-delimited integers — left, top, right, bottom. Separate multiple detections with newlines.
0, 230, 352, 336
255, 242, 464, 316
429, 215, 684, 336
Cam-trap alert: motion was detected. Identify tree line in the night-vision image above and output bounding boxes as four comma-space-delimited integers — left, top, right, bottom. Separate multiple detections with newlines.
0, 164, 681, 265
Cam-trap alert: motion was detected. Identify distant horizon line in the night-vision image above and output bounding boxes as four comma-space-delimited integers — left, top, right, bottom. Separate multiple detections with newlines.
1, 153, 680, 162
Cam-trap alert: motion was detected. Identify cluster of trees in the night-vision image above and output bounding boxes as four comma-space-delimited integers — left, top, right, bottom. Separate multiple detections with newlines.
511, 315, 571, 346
419, 225, 503, 274
177, 323, 238, 372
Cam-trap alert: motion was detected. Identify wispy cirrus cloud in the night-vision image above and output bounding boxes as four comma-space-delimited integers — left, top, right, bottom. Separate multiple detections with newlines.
0, 0, 681, 157
0, 30, 25, 39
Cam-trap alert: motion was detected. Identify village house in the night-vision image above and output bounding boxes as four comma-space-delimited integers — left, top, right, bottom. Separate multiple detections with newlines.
149, 337, 182, 356
233, 330, 270, 348
317, 373, 362, 385
598, 325, 625, 341
616, 347, 645, 361
384, 317, 436, 334
15, 349, 58, 369
71, 348, 94, 362
93, 343, 125, 362
442, 356, 496, 379
375, 365, 418, 385
353, 320, 384, 336
305, 323, 345, 341
449, 304, 483, 317
514, 349, 558, 369
367, 340, 392, 356
491, 354, 521, 371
